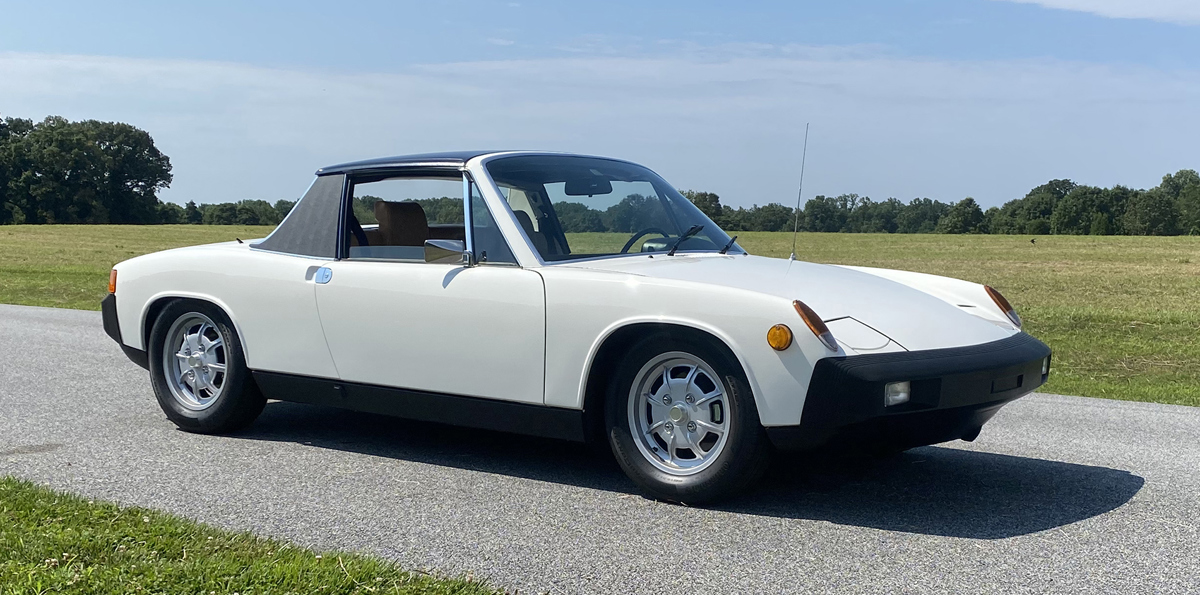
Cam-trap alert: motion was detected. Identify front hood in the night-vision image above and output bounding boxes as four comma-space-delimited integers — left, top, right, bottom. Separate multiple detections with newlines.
562, 254, 1014, 351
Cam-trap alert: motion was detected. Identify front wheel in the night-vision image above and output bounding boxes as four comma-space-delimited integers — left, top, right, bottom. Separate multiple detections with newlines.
148, 300, 265, 433
605, 334, 772, 504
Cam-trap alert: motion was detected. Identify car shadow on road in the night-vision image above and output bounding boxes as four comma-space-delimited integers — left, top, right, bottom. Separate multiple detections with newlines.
242, 401, 1144, 540
728, 446, 1144, 539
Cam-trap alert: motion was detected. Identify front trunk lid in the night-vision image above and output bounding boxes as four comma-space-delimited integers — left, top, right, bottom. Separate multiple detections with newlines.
562, 254, 1014, 351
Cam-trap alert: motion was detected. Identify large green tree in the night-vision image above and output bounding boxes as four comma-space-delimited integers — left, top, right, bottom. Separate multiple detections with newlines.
4, 117, 172, 223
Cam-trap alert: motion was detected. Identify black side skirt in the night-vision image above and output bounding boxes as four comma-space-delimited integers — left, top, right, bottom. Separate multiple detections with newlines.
252, 371, 586, 443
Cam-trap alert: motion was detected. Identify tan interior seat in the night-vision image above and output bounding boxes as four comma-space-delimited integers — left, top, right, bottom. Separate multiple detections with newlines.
374, 201, 429, 246
361, 228, 384, 246
513, 211, 549, 255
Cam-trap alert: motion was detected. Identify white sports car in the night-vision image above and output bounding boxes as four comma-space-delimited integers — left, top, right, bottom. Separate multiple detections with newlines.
103, 151, 1051, 503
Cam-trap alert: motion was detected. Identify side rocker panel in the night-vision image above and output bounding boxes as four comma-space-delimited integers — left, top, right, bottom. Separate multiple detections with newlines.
253, 371, 585, 442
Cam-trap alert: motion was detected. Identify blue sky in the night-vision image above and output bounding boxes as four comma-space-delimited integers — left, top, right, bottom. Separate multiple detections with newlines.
2, 0, 1198, 208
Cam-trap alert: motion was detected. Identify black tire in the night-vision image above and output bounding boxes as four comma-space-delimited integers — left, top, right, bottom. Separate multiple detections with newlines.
605, 332, 773, 504
148, 299, 265, 434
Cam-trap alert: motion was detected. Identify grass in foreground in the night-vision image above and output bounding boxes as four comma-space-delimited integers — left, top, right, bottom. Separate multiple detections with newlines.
1, 225, 1197, 406
0, 477, 497, 595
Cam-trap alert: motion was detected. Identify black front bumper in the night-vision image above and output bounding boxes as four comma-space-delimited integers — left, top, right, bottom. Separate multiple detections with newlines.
767, 332, 1051, 451
102, 293, 149, 370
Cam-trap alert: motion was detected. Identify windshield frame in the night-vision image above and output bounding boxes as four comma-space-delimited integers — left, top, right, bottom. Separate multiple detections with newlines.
472, 152, 742, 266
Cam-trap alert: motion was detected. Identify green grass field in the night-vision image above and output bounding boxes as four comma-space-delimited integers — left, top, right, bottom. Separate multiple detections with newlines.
1, 225, 1197, 406
0, 477, 495, 594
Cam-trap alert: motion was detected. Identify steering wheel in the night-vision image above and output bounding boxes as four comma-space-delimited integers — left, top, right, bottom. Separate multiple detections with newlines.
620, 227, 672, 254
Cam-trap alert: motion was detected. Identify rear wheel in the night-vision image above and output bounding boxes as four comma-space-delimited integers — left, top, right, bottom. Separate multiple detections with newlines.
148, 300, 265, 433
605, 333, 772, 504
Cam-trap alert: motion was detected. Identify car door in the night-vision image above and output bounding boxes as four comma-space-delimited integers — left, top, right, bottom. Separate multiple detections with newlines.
314, 171, 546, 404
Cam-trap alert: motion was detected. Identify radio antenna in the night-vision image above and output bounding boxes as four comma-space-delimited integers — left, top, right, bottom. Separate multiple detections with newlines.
789, 123, 810, 261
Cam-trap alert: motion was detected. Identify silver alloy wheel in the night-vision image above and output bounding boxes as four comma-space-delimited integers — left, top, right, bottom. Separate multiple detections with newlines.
627, 351, 731, 476
162, 313, 228, 411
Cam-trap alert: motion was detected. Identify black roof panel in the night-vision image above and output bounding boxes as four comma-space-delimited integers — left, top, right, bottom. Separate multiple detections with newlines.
316, 151, 501, 175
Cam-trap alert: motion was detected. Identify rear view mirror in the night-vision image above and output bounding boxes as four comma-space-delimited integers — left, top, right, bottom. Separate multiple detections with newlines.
424, 239, 468, 264
564, 177, 613, 196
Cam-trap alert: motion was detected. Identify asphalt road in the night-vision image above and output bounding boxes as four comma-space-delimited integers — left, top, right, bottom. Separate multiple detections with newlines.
2, 304, 1198, 594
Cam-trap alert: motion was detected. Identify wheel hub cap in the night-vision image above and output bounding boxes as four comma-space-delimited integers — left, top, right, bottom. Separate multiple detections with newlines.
627, 352, 732, 476
163, 313, 228, 412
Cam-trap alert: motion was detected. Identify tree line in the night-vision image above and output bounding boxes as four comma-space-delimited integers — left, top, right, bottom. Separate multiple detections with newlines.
3, 115, 1197, 235
678, 174, 1200, 236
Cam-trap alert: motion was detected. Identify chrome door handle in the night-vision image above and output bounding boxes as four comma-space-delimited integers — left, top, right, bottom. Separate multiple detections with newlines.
314, 267, 333, 284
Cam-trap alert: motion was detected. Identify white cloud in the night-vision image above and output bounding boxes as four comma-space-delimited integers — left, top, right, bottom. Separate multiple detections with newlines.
992, 0, 1200, 25
1, 48, 1197, 208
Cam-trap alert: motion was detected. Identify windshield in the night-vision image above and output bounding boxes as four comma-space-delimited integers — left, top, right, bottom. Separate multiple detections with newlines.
485, 155, 739, 262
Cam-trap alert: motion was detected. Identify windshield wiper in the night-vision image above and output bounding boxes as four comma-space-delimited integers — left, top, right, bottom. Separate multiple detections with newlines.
666, 225, 704, 256
719, 235, 738, 254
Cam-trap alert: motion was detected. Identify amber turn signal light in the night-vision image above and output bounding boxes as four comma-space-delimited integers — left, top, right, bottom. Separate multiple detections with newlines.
793, 300, 839, 351
984, 285, 1021, 328
766, 324, 793, 351
108, 269, 118, 294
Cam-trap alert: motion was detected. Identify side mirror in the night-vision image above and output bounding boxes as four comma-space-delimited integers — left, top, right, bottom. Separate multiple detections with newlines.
424, 239, 469, 264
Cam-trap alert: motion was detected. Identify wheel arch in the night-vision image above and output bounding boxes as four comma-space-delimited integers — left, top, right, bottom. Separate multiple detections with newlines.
579, 320, 759, 445
140, 293, 251, 365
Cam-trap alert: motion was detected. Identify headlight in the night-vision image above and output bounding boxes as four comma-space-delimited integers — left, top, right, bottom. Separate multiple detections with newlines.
793, 300, 838, 351
984, 285, 1021, 328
